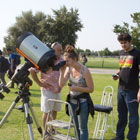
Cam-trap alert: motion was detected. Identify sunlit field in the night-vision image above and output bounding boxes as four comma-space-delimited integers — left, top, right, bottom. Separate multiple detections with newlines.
0, 74, 140, 140
85, 57, 119, 69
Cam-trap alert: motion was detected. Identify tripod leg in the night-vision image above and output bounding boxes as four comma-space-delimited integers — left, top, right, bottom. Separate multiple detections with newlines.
6, 80, 12, 87
0, 96, 20, 128
0, 102, 16, 128
24, 103, 34, 140
28, 103, 42, 135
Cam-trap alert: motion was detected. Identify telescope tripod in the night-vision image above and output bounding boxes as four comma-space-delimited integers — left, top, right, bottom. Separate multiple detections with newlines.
0, 84, 42, 140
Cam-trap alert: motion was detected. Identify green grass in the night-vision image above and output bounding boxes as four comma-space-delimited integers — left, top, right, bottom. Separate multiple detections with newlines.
84, 57, 119, 69
0, 74, 140, 140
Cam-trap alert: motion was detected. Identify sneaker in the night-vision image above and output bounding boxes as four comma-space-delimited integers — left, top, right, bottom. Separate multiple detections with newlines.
43, 131, 53, 140
110, 136, 124, 140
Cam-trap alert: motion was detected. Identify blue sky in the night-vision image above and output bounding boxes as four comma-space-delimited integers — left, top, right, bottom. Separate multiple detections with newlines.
0, 0, 140, 51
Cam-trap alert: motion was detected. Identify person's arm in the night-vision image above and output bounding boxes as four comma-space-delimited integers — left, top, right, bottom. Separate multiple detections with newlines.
10, 58, 14, 73
29, 68, 45, 87
30, 68, 41, 86
68, 68, 94, 93
59, 66, 70, 88
137, 88, 140, 103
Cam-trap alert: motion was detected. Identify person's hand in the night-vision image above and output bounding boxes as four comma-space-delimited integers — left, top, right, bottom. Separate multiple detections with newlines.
57, 87, 61, 93
112, 74, 119, 80
137, 91, 140, 103
68, 84, 77, 91
37, 81, 45, 87
60, 65, 67, 72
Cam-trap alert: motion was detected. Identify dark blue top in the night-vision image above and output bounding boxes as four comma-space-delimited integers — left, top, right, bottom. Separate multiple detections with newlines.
9, 53, 16, 70
0, 56, 4, 72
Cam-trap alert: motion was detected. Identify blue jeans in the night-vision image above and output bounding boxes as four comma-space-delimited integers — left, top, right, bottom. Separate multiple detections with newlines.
116, 88, 139, 140
70, 101, 89, 140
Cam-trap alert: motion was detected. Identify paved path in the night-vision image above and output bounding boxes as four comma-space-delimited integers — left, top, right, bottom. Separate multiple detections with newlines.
89, 68, 118, 74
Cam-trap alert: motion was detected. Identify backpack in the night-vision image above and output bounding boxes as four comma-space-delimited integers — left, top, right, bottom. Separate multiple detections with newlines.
14, 54, 21, 66
1, 57, 9, 72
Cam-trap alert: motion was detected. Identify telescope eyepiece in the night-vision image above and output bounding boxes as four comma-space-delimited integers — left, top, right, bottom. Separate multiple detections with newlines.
52, 61, 66, 71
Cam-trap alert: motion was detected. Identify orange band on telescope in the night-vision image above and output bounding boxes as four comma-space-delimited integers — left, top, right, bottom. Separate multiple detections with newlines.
16, 48, 39, 69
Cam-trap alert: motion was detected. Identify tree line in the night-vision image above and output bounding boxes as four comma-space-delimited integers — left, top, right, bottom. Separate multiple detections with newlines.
3, 6, 140, 54
76, 47, 120, 57
3, 6, 83, 52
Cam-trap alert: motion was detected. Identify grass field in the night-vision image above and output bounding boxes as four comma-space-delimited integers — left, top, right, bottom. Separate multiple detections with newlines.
0, 73, 140, 140
85, 57, 119, 69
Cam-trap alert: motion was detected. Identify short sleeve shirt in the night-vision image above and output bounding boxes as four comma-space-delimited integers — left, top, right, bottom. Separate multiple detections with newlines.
119, 48, 140, 90
30, 57, 63, 93
9, 53, 15, 65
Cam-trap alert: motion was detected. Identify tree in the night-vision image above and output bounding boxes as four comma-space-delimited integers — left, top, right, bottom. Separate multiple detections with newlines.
99, 48, 111, 56
4, 6, 83, 51
111, 50, 120, 56
4, 11, 47, 52
76, 47, 84, 54
85, 49, 91, 53
44, 6, 83, 49
113, 12, 140, 49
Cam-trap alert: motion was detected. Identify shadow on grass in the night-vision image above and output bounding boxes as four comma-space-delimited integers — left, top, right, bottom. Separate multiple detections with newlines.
30, 93, 41, 98
30, 89, 40, 92
0, 111, 5, 116
29, 89, 41, 97
0, 98, 14, 102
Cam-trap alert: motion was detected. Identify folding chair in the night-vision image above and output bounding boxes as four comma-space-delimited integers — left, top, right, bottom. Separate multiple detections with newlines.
93, 86, 116, 140
42, 99, 79, 140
